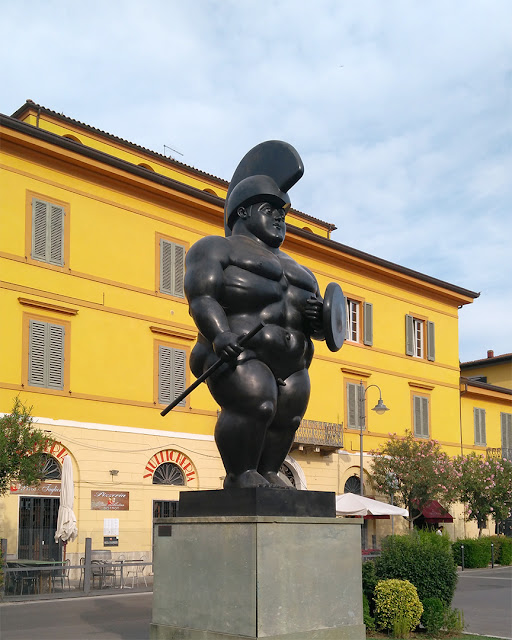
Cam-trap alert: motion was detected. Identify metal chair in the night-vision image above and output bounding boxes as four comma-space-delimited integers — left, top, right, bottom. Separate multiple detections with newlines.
19, 567, 38, 595
53, 558, 71, 591
125, 560, 147, 588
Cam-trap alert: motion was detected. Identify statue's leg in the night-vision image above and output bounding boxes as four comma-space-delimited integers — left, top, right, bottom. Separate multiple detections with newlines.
207, 358, 278, 489
257, 368, 310, 488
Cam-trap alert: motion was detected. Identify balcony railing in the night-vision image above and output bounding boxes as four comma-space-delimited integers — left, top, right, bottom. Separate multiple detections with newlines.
486, 447, 512, 461
292, 419, 343, 453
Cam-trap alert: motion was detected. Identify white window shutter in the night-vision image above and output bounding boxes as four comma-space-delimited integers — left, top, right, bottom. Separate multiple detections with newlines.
48, 323, 65, 389
49, 205, 65, 266
363, 302, 373, 346
28, 320, 47, 386
405, 315, 414, 355
32, 200, 48, 261
427, 321, 435, 361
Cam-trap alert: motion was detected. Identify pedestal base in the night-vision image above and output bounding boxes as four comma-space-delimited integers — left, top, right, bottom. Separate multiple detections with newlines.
151, 510, 364, 639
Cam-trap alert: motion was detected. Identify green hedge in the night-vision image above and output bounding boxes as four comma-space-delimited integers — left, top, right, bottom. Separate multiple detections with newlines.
453, 536, 512, 567
375, 531, 457, 606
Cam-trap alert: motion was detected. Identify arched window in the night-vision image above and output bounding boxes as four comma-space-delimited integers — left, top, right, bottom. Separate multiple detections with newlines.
203, 188, 218, 196
40, 454, 61, 480
62, 134, 82, 144
344, 475, 361, 495
138, 163, 155, 172
152, 462, 185, 485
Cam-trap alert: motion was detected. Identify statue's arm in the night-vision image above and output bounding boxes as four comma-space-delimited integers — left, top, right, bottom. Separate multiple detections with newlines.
184, 237, 244, 361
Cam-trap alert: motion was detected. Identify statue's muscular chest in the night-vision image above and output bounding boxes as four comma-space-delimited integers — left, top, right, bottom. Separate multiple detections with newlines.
222, 239, 316, 310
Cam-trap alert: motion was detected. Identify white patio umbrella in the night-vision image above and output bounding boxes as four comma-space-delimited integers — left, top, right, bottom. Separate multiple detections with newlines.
335, 493, 409, 517
54, 455, 78, 560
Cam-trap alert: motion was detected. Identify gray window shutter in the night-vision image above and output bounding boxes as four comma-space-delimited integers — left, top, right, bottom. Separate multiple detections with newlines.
414, 396, 429, 437
405, 315, 414, 355
427, 321, 435, 361
160, 239, 185, 297
48, 323, 65, 389
363, 302, 373, 346
347, 382, 360, 429
28, 320, 64, 389
32, 200, 48, 261
473, 408, 485, 445
174, 245, 185, 298
49, 205, 65, 266
28, 319, 46, 386
159, 345, 186, 407
502, 413, 512, 454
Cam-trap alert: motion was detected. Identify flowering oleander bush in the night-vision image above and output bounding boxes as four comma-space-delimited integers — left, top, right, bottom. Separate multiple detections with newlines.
453, 453, 512, 535
370, 431, 458, 529
374, 579, 423, 634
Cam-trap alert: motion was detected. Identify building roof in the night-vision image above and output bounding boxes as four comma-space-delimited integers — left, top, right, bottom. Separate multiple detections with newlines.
461, 353, 512, 369
460, 377, 512, 396
1, 108, 480, 302
11, 100, 336, 233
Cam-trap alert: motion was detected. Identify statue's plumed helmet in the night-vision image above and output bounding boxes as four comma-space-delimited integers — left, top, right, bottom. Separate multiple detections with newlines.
224, 141, 304, 236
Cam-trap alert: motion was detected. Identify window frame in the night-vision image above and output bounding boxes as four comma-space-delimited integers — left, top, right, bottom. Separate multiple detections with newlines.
154, 339, 190, 410
155, 233, 188, 299
501, 412, 512, 458
345, 379, 366, 430
22, 313, 71, 394
25, 192, 70, 270
345, 295, 373, 346
406, 314, 435, 361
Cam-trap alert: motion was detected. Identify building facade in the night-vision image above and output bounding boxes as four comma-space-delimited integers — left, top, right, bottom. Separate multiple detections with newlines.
1, 101, 494, 564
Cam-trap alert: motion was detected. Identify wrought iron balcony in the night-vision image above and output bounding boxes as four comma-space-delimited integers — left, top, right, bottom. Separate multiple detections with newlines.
292, 419, 343, 454
486, 447, 512, 461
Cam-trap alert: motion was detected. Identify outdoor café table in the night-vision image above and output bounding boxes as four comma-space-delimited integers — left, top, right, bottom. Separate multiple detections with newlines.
6, 559, 65, 594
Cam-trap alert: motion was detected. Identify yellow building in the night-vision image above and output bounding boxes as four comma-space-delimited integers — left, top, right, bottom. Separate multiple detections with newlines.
0, 100, 485, 564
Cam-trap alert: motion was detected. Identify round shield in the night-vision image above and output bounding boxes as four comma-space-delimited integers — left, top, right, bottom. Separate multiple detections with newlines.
323, 282, 346, 352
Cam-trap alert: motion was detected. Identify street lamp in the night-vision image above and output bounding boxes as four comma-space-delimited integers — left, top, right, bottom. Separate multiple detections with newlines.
359, 381, 389, 496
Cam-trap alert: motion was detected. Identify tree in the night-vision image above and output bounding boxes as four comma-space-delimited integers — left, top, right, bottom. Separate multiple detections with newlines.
454, 452, 512, 536
370, 431, 458, 529
0, 397, 53, 495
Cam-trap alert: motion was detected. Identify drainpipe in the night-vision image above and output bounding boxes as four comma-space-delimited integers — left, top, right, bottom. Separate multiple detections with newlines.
459, 377, 468, 537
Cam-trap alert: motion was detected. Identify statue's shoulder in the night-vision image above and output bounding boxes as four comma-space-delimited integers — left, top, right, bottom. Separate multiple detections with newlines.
187, 235, 230, 259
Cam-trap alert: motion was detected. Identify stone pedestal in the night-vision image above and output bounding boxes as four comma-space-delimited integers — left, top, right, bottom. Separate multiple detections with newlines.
151, 500, 364, 639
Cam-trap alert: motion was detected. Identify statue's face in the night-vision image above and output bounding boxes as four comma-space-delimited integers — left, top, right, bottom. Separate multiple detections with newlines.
244, 201, 286, 248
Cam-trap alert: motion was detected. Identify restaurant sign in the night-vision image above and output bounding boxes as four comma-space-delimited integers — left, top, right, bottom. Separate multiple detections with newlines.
91, 491, 129, 510
10, 482, 61, 497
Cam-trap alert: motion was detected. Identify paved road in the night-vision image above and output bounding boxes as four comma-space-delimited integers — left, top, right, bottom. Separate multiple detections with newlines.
1, 566, 510, 640
0, 592, 153, 640
452, 565, 512, 639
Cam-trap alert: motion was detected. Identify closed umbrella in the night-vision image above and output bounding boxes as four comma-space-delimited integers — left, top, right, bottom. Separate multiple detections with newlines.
335, 493, 409, 517
54, 455, 78, 560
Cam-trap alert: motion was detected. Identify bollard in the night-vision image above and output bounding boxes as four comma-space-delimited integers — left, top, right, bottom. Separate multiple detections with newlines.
491, 543, 494, 568
461, 544, 465, 571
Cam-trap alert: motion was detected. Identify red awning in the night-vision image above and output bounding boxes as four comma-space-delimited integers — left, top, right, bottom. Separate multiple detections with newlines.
421, 500, 453, 523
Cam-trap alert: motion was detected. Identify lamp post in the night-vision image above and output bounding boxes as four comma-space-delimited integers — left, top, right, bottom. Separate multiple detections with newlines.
359, 381, 389, 496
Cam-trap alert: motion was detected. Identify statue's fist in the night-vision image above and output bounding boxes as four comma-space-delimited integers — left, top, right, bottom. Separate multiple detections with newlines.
213, 331, 244, 362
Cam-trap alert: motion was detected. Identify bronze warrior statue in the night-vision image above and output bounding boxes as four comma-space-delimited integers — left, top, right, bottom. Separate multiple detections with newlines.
170, 141, 345, 489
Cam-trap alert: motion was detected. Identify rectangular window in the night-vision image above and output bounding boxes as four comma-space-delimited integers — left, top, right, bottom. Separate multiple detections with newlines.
28, 319, 65, 390
346, 299, 373, 345
158, 344, 187, 407
346, 382, 363, 429
160, 239, 185, 298
474, 408, 486, 446
153, 500, 179, 518
406, 315, 435, 360
413, 395, 429, 438
31, 198, 65, 266
502, 412, 512, 460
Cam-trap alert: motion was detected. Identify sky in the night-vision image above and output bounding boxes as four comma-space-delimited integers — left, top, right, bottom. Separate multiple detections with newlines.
2, 0, 510, 363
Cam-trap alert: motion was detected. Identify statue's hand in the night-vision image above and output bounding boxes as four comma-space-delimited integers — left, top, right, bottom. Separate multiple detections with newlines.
213, 331, 244, 362
304, 296, 324, 332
